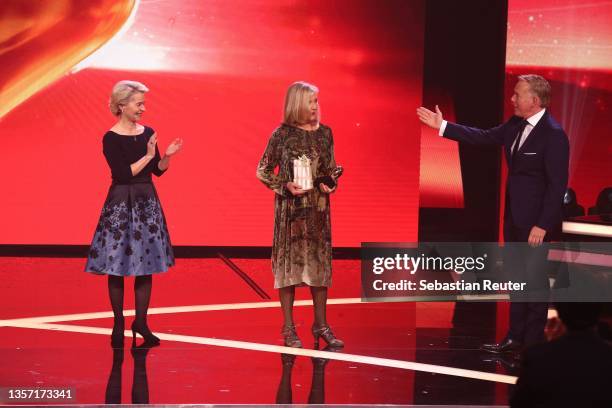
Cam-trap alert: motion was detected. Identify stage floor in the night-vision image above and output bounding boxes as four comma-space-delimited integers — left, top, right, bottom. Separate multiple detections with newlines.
0, 257, 518, 406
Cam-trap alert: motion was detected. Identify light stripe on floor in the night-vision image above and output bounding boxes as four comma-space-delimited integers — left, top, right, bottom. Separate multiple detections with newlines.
0, 298, 363, 325
7, 321, 518, 385
1, 298, 519, 385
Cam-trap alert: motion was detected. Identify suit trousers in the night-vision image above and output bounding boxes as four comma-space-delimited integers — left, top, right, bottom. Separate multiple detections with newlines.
503, 218, 551, 346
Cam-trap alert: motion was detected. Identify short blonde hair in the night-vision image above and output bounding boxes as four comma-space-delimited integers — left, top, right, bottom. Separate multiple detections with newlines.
518, 74, 551, 108
283, 81, 319, 126
109, 80, 149, 116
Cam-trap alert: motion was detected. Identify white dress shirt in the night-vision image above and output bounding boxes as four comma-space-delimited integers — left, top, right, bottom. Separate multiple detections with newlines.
439, 108, 546, 154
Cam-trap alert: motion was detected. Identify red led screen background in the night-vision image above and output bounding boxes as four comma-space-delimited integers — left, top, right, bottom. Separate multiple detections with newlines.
418, 93, 463, 209
0, 0, 424, 246
503, 0, 612, 220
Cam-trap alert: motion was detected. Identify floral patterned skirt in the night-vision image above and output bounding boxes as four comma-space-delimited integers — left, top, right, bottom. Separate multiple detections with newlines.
85, 182, 174, 276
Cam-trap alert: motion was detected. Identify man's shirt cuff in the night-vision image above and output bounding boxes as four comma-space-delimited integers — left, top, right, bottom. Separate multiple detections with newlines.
439, 120, 448, 136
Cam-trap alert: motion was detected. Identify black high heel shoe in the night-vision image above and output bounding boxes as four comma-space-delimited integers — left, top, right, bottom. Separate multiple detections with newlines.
110, 322, 125, 348
131, 321, 160, 348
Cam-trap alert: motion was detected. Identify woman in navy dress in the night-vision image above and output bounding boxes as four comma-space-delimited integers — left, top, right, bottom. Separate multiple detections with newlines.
85, 80, 183, 348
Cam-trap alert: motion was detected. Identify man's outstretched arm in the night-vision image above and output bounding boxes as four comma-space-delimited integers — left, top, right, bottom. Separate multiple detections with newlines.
417, 105, 511, 145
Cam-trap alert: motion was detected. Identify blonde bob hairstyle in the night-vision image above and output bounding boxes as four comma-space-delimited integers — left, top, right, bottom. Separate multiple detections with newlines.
283, 81, 319, 126
109, 80, 149, 116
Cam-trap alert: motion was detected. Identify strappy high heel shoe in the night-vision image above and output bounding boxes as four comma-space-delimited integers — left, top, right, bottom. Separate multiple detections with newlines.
110, 321, 125, 348
131, 321, 160, 347
312, 324, 344, 349
281, 325, 303, 348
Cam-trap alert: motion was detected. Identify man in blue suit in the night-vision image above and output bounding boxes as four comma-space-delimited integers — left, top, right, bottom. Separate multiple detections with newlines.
417, 75, 570, 353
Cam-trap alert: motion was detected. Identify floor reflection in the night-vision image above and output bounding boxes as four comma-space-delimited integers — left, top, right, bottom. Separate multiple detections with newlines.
105, 345, 154, 404
276, 345, 340, 404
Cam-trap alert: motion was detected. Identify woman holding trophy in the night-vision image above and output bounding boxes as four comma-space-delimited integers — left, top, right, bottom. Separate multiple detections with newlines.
256, 81, 344, 349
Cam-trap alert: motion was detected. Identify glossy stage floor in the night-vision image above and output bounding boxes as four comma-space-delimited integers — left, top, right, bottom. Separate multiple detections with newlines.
0, 257, 521, 406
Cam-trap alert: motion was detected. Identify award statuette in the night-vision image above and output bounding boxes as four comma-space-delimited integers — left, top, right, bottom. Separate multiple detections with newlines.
293, 155, 313, 190
315, 166, 344, 189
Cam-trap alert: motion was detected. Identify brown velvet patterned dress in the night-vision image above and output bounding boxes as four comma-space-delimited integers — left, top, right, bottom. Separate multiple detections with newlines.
256, 123, 337, 288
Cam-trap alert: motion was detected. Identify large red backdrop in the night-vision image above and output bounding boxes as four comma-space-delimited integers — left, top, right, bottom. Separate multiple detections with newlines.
0, 0, 424, 246
504, 0, 612, 214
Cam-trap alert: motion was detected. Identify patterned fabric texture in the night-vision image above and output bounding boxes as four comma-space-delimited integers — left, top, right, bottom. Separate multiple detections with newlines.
257, 123, 337, 288
85, 182, 174, 276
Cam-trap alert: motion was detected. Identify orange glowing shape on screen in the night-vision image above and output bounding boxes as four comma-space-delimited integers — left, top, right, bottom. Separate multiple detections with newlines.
0, 0, 135, 119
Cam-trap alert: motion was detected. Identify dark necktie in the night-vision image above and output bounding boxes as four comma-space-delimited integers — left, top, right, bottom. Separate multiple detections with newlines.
512, 119, 529, 158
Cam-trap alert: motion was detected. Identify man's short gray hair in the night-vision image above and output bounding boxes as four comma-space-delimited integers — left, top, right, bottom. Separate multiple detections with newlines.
518, 74, 551, 108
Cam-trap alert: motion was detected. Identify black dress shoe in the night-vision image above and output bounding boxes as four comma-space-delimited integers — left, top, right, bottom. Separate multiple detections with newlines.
481, 338, 522, 354
481, 353, 521, 369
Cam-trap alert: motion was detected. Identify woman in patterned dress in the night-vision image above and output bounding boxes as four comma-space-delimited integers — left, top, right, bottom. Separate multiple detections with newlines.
85, 80, 183, 348
257, 81, 343, 349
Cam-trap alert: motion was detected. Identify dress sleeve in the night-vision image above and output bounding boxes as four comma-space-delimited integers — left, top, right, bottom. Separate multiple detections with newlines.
103, 133, 132, 182
149, 133, 166, 177
256, 129, 287, 196
318, 127, 338, 191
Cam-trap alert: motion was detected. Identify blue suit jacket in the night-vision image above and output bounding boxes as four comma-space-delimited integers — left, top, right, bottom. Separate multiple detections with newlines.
443, 112, 570, 233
